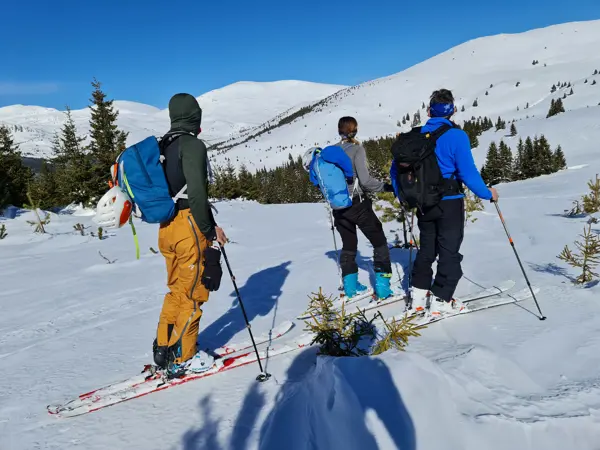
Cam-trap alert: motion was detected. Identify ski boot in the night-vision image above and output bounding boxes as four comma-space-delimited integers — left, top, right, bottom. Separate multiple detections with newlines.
429, 296, 468, 318
374, 272, 393, 300
187, 350, 216, 374
152, 339, 170, 370
342, 273, 368, 299
409, 287, 430, 315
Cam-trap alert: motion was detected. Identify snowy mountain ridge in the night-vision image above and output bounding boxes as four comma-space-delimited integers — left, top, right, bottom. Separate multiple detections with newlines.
209, 19, 600, 172
0, 80, 346, 158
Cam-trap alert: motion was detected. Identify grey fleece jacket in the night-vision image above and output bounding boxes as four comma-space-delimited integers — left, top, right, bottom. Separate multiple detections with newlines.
339, 140, 385, 197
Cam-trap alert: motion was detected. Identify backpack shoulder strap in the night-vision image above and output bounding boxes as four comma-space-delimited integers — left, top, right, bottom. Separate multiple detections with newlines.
158, 131, 192, 155
424, 123, 454, 142
159, 131, 194, 202
413, 123, 454, 164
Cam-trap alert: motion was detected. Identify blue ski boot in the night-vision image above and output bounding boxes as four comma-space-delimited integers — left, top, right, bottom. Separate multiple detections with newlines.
374, 272, 393, 300
343, 273, 368, 299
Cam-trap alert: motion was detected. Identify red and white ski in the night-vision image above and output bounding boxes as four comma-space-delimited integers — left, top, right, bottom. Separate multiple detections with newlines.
47, 320, 295, 418
48, 332, 314, 418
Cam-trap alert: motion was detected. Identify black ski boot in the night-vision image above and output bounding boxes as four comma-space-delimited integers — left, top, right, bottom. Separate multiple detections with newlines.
153, 339, 172, 370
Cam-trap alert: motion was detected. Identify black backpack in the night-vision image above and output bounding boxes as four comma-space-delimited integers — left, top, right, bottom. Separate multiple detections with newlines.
390, 123, 463, 212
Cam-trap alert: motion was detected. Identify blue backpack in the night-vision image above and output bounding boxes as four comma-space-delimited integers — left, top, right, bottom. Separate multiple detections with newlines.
306, 145, 356, 210
114, 133, 188, 224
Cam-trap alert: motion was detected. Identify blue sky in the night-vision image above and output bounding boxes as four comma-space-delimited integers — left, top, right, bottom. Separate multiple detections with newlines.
2, 0, 600, 110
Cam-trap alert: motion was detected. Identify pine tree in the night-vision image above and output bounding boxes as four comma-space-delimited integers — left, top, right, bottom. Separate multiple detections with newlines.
411, 111, 421, 127
535, 135, 554, 175
558, 224, 600, 284
481, 142, 502, 185
552, 145, 567, 172
498, 141, 514, 182
495, 117, 506, 131
595, 69, 599, 75
473, 98, 479, 107
512, 138, 525, 180
510, 123, 517, 136
302, 288, 375, 357
53, 107, 93, 205
28, 161, 59, 209
547, 98, 565, 118
485, 91, 489, 96
522, 137, 537, 178
86, 78, 129, 202
593, 80, 597, 86
0, 125, 33, 208
569, 88, 574, 96
461, 105, 465, 112
582, 174, 600, 214
551, 84, 557, 93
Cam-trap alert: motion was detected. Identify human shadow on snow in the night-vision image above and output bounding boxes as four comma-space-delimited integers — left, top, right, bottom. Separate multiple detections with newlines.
182, 340, 416, 450
198, 261, 291, 352
256, 348, 417, 450
182, 396, 223, 450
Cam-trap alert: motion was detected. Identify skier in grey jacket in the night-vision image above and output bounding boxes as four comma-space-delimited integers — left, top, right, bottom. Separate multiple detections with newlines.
333, 116, 395, 300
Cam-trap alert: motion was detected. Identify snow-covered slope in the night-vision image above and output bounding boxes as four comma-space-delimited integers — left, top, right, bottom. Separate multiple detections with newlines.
211, 19, 600, 171
0, 81, 345, 158
2, 155, 600, 449
193, 80, 347, 139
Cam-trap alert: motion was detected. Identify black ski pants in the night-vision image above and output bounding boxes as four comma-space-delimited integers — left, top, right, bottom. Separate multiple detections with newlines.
332, 197, 391, 277
411, 198, 465, 301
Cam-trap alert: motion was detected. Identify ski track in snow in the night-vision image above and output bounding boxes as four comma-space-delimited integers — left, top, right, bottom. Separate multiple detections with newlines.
3, 20, 600, 450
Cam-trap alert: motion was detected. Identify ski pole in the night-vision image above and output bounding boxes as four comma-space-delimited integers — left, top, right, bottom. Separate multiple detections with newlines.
492, 201, 546, 320
407, 211, 416, 287
327, 207, 344, 292
402, 212, 409, 248
219, 244, 272, 381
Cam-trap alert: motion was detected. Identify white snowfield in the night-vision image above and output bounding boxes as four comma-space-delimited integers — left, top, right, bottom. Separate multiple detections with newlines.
2, 160, 600, 449
0, 80, 346, 158
2, 19, 600, 450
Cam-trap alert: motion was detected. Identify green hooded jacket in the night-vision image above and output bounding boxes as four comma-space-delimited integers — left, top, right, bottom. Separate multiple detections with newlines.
165, 93, 216, 240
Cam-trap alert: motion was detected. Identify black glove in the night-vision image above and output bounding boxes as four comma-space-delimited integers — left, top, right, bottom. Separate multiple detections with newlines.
383, 183, 394, 193
201, 246, 223, 291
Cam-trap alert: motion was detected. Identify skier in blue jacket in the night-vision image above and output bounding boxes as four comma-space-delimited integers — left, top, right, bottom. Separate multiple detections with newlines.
391, 89, 498, 317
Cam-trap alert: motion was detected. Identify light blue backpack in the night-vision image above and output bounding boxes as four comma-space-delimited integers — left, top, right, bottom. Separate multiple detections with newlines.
304, 146, 356, 210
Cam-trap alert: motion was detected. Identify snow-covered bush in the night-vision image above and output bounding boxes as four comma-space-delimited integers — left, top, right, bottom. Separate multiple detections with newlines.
303, 288, 424, 357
